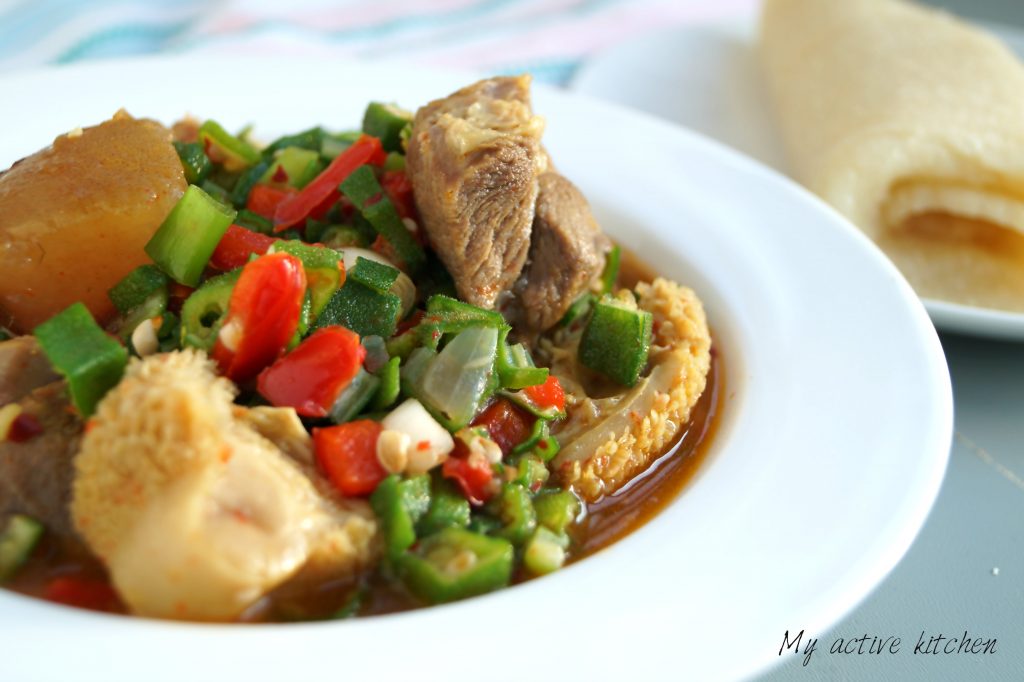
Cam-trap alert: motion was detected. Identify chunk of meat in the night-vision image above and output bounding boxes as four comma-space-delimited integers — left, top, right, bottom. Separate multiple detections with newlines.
0, 381, 83, 541
71, 350, 378, 621
406, 76, 545, 308
0, 336, 58, 405
520, 173, 610, 330
0, 111, 186, 333
544, 279, 711, 501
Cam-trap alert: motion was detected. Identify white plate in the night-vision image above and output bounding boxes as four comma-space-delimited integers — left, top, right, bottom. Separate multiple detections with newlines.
0, 56, 952, 682
572, 18, 1024, 341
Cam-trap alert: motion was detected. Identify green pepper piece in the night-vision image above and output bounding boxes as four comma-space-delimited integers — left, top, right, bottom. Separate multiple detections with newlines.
271, 241, 343, 318
522, 526, 570, 576
371, 474, 431, 561
120, 289, 169, 345
492, 483, 537, 546
533, 489, 581, 534
234, 209, 274, 235
320, 225, 369, 249
260, 146, 324, 189
0, 514, 44, 582
383, 152, 406, 172
263, 127, 325, 157
199, 178, 232, 205
362, 102, 413, 153
417, 476, 471, 536
319, 130, 362, 159
397, 528, 513, 604
180, 269, 240, 350
108, 265, 169, 315
145, 185, 236, 287
600, 244, 621, 295
34, 303, 127, 417
314, 281, 402, 339
371, 356, 401, 410
417, 295, 509, 350
386, 329, 420, 362
348, 257, 399, 295
328, 368, 380, 423
156, 311, 181, 353
198, 119, 261, 168
496, 331, 548, 390
229, 160, 272, 208
172, 141, 212, 185
510, 453, 550, 491
560, 293, 595, 328
578, 295, 653, 387
339, 165, 425, 274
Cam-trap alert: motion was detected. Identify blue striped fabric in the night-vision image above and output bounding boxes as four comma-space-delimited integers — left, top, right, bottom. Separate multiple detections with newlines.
0, 0, 755, 85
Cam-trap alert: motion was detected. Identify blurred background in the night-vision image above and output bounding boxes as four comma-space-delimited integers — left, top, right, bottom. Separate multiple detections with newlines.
0, 0, 1021, 82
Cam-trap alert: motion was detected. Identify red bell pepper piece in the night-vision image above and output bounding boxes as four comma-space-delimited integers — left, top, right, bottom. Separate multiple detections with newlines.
45, 577, 120, 612
274, 135, 386, 232
257, 326, 366, 417
314, 420, 386, 497
442, 441, 497, 505
381, 170, 416, 221
211, 252, 306, 384
209, 224, 279, 271
472, 398, 534, 457
247, 184, 294, 220
523, 375, 566, 413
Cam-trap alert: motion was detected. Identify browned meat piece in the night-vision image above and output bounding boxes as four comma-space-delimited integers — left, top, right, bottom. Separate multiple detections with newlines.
0, 381, 83, 541
0, 336, 58, 405
520, 173, 610, 330
406, 76, 545, 308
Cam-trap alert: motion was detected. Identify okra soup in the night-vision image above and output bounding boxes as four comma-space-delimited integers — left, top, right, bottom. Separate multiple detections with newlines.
0, 76, 720, 621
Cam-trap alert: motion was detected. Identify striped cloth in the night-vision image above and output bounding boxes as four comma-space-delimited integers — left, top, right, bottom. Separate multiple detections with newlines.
0, 0, 757, 85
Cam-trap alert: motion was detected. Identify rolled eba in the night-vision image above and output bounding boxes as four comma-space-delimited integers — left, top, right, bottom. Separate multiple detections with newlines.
760, 0, 1024, 310
33, 303, 128, 417
145, 185, 236, 287
578, 295, 652, 387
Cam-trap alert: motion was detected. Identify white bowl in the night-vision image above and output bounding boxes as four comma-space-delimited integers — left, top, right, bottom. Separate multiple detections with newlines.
0, 56, 952, 682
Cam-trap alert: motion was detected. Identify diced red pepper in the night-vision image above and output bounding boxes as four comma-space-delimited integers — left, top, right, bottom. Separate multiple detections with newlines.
257, 326, 366, 417
314, 420, 386, 497
381, 170, 416, 221
274, 135, 386, 232
45, 577, 120, 612
209, 224, 279, 271
211, 252, 306, 384
472, 399, 535, 456
247, 184, 295, 220
523, 375, 566, 413
395, 310, 425, 336
442, 442, 497, 505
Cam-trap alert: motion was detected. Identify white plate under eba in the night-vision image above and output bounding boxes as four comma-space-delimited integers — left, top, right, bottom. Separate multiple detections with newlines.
572, 18, 1024, 341
0, 56, 952, 682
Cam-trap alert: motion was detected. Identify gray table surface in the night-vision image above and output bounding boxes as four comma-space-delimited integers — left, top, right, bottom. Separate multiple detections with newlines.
763, 333, 1023, 681
765, 1, 1023, 680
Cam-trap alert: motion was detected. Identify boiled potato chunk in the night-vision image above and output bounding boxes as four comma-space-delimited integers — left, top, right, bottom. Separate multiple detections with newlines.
0, 111, 186, 333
